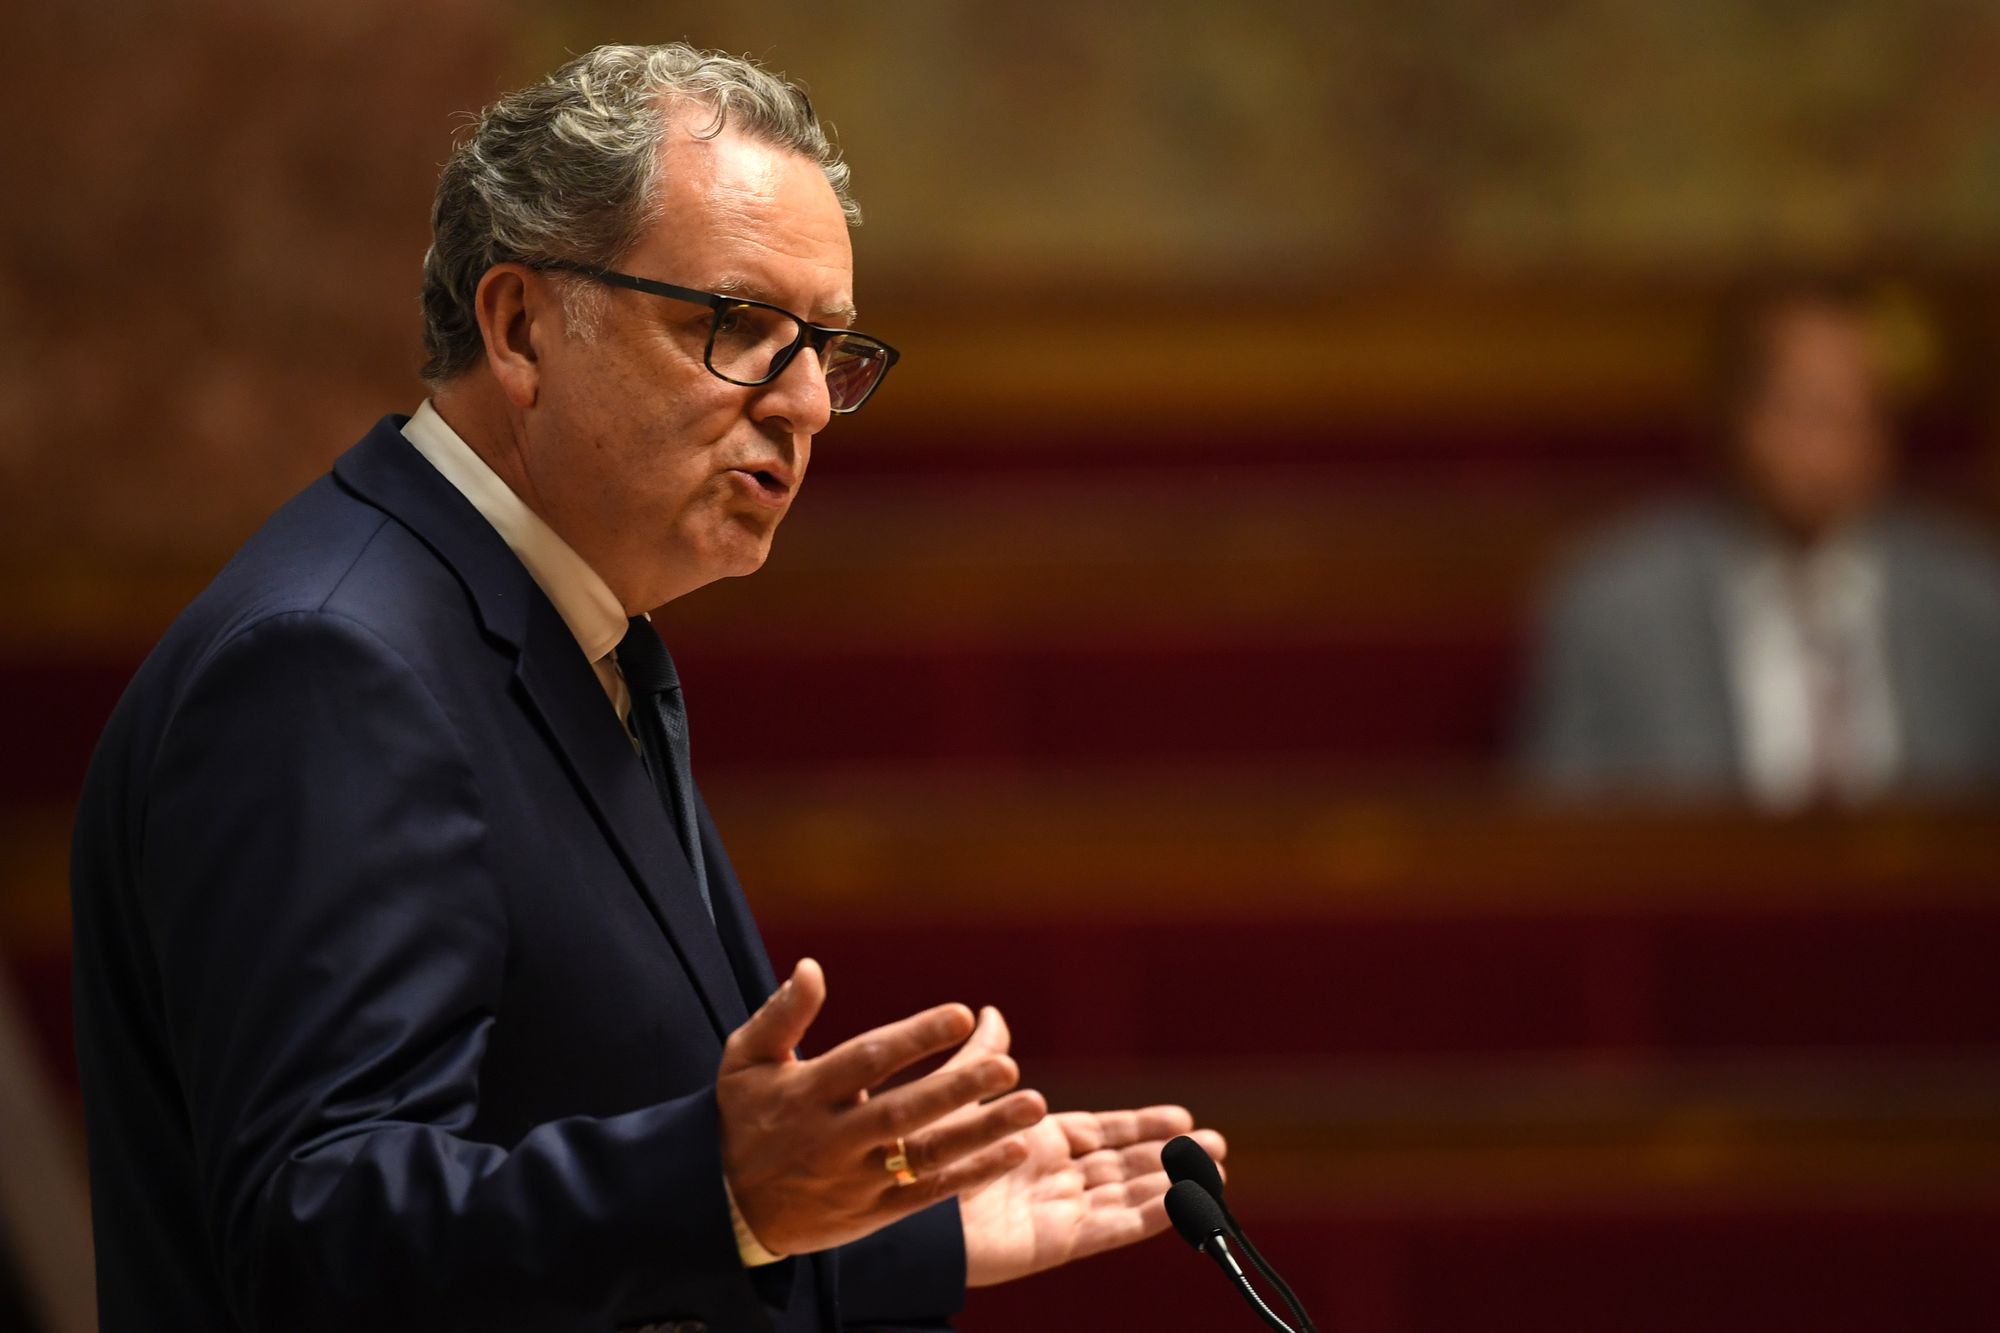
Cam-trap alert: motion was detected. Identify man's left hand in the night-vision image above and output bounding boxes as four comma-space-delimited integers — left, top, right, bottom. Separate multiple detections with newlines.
935, 1008, 1229, 1287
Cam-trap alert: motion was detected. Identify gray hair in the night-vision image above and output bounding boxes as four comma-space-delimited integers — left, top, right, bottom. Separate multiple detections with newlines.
419, 42, 859, 385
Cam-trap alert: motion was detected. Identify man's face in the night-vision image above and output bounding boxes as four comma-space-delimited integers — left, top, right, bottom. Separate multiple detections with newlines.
1731, 302, 1893, 546
522, 117, 856, 612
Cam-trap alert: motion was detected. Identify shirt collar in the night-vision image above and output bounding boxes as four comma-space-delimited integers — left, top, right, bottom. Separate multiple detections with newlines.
400, 400, 628, 665
1728, 526, 1885, 631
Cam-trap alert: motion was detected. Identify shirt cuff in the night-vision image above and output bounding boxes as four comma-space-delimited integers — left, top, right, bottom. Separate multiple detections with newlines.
724, 1175, 787, 1267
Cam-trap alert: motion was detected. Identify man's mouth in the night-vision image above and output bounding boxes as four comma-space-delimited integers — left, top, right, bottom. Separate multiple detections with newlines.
729, 465, 795, 503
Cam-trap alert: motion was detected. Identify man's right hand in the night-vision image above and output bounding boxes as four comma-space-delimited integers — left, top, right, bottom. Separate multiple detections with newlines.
715, 958, 1048, 1256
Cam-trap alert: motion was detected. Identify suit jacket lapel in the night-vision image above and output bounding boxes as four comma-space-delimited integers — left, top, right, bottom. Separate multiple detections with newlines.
514, 607, 750, 1036
1876, 517, 1950, 776
332, 415, 749, 1039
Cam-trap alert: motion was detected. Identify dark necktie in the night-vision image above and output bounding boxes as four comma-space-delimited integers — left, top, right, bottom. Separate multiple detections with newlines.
617, 617, 712, 921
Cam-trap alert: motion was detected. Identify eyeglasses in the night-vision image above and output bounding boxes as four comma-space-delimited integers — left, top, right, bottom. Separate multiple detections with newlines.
538, 260, 900, 414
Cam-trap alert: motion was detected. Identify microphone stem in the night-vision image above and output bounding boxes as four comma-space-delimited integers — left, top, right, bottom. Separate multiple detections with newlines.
1229, 1271, 1299, 1333
1225, 1208, 1318, 1333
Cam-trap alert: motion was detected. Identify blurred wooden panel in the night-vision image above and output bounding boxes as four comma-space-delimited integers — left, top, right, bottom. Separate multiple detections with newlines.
1035, 1056, 2000, 1206
711, 780, 2000, 915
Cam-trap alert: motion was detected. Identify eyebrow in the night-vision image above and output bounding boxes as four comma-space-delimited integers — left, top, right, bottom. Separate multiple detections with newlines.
710, 274, 859, 327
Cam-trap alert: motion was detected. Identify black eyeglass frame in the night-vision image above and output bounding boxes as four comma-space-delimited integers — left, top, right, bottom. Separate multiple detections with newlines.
537, 260, 900, 414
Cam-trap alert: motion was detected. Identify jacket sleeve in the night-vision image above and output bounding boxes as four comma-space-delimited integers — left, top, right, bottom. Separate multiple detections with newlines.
836, 1200, 965, 1330
1515, 561, 1619, 793
139, 609, 770, 1333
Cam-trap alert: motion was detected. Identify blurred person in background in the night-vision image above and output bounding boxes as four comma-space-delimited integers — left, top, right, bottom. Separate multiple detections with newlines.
1519, 273, 2000, 809
67, 42, 1214, 1333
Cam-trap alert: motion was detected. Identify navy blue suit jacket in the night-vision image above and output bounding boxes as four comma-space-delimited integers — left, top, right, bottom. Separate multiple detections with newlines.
70, 416, 963, 1333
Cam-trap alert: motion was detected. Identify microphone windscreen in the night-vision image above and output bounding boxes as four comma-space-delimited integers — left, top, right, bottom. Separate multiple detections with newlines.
1165, 1178, 1228, 1251
1162, 1134, 1226, 1201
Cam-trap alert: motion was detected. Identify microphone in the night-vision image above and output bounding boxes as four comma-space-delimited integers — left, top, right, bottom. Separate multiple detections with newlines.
1166, 1180, 1297, 1333
1163, 1135, 1319, 1333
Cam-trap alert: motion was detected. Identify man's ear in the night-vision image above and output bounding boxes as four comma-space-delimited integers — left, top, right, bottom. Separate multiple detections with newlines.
474, 263, 552, 409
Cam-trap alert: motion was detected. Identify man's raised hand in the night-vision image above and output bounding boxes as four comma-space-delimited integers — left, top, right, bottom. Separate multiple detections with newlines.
929, 1005, 1231, 1286
715, 958, 1050, 1256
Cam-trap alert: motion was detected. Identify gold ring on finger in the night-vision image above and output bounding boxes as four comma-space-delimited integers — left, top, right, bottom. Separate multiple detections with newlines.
884, 1136, 918, 1187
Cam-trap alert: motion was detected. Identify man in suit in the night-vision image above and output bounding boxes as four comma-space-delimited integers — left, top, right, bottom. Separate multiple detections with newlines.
70, 44, 1221, 1332
1519, 274, 2000, 808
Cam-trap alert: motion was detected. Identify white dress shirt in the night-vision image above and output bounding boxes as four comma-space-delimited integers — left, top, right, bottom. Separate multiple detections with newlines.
399, 401, 784, 1267
1724, 533, 1901, 810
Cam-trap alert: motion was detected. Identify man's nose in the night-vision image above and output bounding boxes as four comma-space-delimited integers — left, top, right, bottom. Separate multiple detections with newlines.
754, 345, 833, 437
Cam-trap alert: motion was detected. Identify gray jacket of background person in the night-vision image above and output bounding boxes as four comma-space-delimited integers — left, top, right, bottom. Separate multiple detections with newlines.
1518, 498, 2000, 800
